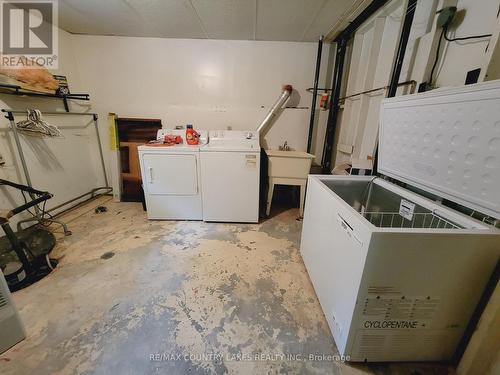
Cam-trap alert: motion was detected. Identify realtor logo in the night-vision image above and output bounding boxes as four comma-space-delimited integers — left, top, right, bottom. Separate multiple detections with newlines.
0, 0, 58, 68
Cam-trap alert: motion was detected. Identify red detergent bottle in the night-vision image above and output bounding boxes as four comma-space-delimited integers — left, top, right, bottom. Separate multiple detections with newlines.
186, 124, 199, 145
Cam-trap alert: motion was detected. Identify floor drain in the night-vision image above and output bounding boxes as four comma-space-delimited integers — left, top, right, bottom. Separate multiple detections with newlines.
101, 251, 115, 260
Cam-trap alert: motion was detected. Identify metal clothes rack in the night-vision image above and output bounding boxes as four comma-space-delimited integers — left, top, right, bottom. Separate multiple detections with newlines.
1, 109, 111, 234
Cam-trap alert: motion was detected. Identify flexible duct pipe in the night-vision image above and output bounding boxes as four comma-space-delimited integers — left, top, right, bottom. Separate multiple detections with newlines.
256, 85, 293, 134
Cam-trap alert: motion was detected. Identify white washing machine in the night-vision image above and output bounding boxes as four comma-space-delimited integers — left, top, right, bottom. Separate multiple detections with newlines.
200, 130, 260, 223
138, 129, 207, 220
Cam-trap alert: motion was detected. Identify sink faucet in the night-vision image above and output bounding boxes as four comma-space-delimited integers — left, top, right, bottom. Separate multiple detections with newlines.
279, 141, 290, 151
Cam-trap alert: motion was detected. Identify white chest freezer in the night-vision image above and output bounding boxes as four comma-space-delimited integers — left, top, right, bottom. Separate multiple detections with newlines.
300, 80, 500, 362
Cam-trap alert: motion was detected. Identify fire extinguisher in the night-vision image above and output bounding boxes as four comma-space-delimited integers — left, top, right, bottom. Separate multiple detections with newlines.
320, 93, 329, 110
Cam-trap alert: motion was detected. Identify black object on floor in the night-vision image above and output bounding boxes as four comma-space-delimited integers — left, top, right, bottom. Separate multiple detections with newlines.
94, 206, 108, 214
0, 179, 58, 292
100, 251, 115, 260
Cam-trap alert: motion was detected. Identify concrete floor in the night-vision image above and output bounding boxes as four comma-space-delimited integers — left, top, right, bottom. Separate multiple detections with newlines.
1, 196, 454, 375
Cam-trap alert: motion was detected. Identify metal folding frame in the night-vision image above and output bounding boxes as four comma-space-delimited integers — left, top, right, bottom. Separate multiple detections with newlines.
1, 109, 111, 234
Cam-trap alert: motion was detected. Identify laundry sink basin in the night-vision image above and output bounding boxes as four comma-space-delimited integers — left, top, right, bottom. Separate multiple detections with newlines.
265, 150, 314, 179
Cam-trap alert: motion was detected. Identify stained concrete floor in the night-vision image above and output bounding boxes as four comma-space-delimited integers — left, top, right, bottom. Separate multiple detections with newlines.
1, 196, 454, 375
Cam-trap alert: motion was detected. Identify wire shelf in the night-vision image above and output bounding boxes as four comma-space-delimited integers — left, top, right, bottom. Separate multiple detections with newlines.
362, 211, 462, 229
0, 84, 90, 112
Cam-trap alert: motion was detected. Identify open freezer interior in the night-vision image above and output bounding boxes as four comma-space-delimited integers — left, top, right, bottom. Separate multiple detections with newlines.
321, 178, 483, 230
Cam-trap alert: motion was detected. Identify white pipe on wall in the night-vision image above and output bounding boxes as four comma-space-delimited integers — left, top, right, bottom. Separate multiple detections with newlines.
256, 85, 293, 135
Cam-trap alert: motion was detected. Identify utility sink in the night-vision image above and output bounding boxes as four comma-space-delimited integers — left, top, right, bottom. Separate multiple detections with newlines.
265, 150, 314, 179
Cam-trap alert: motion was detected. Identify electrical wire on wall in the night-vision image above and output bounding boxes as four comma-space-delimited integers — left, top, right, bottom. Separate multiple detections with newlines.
430, 23, 493, 86
443, 29, 493, 42
429, 27, 446, 86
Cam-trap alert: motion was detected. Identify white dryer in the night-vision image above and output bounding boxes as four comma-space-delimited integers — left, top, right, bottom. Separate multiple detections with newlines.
200, 130, 260, 223
138, 129, 207, 220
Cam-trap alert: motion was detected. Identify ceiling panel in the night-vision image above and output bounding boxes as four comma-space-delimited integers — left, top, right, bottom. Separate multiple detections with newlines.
256, 0, 326, 41
126, 0, 206, 39
191, 0, 256, 40
301, 0, 360, 41
60, 0, 143, 36
60, 0, 206, 39
59, 0, 359, 42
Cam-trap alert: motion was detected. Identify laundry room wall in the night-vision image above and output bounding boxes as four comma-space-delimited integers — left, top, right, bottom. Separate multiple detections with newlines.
70, 35, 331, 161
435, 0, 499, 87
400, 0, 500, 89
0, 28, 106, 229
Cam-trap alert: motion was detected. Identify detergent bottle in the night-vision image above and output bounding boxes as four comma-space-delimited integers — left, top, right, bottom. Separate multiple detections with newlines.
186, 124, 199, 145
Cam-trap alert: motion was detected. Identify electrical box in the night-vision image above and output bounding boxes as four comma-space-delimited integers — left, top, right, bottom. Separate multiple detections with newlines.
437, 6, 457, 28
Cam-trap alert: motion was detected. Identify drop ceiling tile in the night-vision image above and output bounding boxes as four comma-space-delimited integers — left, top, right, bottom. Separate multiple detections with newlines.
300, 0, 356, 41
302, 0, 367, 41
192, 0, 255, 40
60, 0, 142, 36
60, 0, 206, 39
59, 0, 360, 42
256, 0, 325, 41
126, 0, 206, 39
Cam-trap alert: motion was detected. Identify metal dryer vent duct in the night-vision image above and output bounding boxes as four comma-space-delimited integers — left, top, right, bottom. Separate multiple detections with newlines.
256, 85, 293, 136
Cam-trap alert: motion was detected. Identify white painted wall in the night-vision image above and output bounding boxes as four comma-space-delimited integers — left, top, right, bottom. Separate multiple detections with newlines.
70, 36, 330, 161
0, 29, 106, 229
402, 0, 500, 88
1, 33, 330, 221
436, 0, 499, 86
69, 35, 332, 199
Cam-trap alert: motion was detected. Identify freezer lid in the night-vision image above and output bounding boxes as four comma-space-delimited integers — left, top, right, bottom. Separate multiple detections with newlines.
379, 80, 500, 218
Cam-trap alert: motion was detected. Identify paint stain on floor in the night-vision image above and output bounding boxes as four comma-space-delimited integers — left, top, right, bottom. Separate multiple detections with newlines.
0, 196, 454, 375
